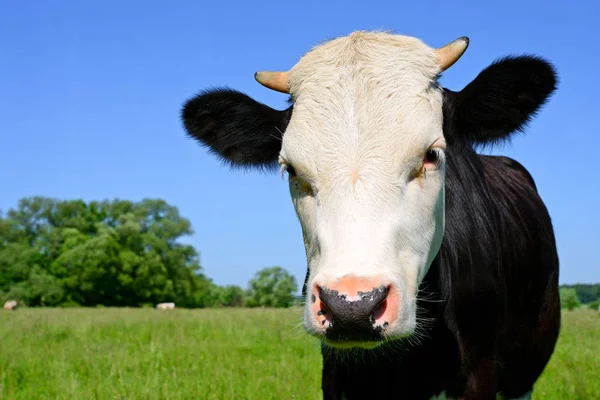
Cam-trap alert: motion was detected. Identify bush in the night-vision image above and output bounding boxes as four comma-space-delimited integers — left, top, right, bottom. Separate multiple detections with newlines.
560, 288, 580, 311
245, 266, 298, 308
587, 299, 600, 310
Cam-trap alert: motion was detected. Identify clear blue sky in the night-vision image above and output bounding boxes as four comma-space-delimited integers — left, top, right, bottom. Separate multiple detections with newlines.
1, 1, 598, 288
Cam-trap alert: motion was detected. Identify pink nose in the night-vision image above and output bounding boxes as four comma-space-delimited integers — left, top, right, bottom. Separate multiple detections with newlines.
311, 276, 399, 342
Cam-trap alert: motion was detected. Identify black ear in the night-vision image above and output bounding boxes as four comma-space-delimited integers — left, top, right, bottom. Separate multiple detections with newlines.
181, 88, 292, 170
443, 56, 557, 146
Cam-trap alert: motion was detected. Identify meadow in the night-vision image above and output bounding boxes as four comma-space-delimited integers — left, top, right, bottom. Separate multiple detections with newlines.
0, 307, 598, 399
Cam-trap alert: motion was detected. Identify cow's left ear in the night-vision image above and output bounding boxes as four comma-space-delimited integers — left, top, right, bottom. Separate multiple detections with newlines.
443, 56, 558, 145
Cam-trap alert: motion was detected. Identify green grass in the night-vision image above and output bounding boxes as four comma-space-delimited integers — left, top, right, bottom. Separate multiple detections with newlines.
0, 307, 598, 399
534, 309, 600, 399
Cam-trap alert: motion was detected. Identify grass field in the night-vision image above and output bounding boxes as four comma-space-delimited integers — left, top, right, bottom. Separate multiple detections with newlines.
0, 307, 598, 399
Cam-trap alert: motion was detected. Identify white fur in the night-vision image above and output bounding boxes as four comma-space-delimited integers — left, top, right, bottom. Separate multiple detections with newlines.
3, 300, 18, 310
156, 302, 176, 310
278, 31, 448, 343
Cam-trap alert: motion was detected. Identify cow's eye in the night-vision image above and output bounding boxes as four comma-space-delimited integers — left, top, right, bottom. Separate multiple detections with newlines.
285, 166, 314, 195
424, 149, 439, 164
286, 165, 297, 178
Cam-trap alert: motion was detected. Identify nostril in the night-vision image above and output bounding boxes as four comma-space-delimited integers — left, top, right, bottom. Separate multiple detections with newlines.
371, 299, 387, 322
316, 300, 333, 326
317, 301, 328, 316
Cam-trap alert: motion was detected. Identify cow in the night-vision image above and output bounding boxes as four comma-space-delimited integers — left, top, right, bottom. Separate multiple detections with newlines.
180, 31, 560, 400
156, 302, 176, 310
3, 300, 18, 311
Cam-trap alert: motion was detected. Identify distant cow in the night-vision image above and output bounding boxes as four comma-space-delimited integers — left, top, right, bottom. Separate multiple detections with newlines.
3, 300, 18, 311
156, 302, 176, 310
181, 31, 560, 399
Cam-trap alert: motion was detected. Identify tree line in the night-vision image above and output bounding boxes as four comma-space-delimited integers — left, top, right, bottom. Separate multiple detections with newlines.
559, 284, 600, 311
0, 197, 297, 308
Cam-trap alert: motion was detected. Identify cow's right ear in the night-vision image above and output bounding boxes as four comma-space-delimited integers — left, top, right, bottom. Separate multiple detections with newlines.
181, 88, 292, 170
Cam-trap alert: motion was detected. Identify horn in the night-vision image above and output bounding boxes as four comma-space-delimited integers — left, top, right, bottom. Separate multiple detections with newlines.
435, 37, 470, 71
254, 71, 290, 93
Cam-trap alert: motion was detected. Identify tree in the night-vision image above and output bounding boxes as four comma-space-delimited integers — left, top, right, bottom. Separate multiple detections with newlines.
559, 283, 600, 305
245, 266, 298, 308
222, 285, 245, 307
0, 197, 212, 308
201, 284, 244, 307
559, 287, 580, 311
0, 197, 303, 310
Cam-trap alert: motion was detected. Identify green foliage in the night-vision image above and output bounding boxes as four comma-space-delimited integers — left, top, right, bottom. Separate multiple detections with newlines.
560, 283, 600, 305
202, 284, 246, 308
0, 197, 212, 308
245, 266, 298, 308
587, 299, 600, 310
559, 287, 580, 310
1, 196, 299, 310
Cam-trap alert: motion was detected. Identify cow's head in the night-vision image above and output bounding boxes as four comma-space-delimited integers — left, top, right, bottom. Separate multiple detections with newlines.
181, 31, 556, 349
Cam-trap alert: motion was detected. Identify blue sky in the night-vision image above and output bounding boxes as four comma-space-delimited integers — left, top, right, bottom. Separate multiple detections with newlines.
1, 0, 598, 288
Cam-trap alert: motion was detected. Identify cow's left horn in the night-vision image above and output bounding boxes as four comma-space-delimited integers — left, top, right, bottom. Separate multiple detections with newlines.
254, 71, 290, 93
435, 37, 469, 71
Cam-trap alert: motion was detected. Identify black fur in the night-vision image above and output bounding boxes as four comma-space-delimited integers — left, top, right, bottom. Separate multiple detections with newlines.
181, 88, 292, 170
443, 56, 557, 147
180, 55, 560, 399
320, 146, 560, 400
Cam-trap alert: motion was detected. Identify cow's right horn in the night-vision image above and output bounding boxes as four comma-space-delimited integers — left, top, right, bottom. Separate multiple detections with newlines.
435, 37, 470, 71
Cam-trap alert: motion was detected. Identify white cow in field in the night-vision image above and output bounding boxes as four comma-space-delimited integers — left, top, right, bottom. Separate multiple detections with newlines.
3, 300, 18, 310
156, 302, 175, 310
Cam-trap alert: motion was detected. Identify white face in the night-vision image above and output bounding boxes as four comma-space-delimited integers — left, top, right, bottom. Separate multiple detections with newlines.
278, 32, 448, 347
